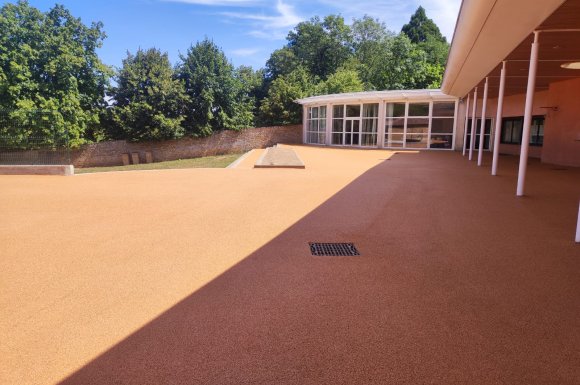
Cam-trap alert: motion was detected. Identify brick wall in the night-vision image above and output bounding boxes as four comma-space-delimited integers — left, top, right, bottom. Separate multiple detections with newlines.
71, 125, 302, 168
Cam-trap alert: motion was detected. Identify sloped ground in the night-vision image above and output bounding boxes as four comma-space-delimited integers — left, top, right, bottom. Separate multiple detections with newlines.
0, 146, 578, 385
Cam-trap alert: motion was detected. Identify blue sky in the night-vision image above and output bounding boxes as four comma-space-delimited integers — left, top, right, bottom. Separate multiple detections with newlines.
7, 0, 461, 70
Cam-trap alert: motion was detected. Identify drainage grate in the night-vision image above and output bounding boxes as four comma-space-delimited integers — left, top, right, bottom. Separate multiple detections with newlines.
309, 242, 360, 256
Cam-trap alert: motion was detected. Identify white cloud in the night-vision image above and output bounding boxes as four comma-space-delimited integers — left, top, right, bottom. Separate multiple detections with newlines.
231, 48, 261, 56
163, 0, 260, 6
221, 0, 303, 39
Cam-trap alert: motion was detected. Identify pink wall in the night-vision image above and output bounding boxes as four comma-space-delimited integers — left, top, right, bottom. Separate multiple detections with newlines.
457, 90, 548, 157
541, 78, 580, 167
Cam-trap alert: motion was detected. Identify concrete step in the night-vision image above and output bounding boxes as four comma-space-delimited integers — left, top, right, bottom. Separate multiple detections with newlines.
254, 146, 305, 169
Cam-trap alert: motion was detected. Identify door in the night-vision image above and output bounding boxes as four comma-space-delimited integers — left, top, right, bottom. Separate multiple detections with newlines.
345, 119, 360, 146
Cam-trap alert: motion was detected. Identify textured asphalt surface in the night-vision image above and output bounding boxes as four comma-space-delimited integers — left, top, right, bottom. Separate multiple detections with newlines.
1, 146, 579, 385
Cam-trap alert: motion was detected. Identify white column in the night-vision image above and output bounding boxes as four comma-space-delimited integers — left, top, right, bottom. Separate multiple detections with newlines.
478, 77, 489, 166
462, 94, 470, 156
377, 101, 386, 147
576, 201, 580, 243
492, 61, 507, 175
517, 31, 540, 197
302, 105, 308, 144
469, 88, 478, 161
326, 103, 332, 145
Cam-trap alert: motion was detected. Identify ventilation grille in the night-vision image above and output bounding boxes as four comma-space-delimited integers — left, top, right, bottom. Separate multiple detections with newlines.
309, 242, 360, 256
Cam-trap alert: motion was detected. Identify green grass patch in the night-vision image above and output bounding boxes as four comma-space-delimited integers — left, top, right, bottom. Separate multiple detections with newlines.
76, 153, 242, 174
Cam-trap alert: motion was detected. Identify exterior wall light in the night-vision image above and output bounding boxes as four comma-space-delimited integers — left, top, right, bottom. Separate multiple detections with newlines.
560, 62, 580, 69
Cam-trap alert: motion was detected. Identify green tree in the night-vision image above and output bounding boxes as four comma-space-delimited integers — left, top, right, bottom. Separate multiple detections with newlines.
401, 6, 447, 44
369, 34, 435, 90
315, 68, 364, 95
0, 0, 111, 145
259, 67, 315, 126
402, 6, 449, 69
287, 15, 353, 79
236, 65, 267, 123
110, 48, 189, 141
177, 38, 253, 136
265, 47, 299, 80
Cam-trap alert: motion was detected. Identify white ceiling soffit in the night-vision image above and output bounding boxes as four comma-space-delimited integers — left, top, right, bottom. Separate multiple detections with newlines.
441, 0, 566, 97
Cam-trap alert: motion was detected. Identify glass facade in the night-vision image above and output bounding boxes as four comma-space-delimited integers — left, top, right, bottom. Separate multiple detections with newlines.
306, 106, 327, 144
305, 100, 456, 150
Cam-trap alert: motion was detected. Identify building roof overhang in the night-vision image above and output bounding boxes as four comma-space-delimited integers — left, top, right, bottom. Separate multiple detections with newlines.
441, 0, 567, 97
295, 89, 456, 106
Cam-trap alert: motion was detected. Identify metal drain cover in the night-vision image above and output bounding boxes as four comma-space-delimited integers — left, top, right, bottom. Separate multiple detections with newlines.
309, 242, 360, 256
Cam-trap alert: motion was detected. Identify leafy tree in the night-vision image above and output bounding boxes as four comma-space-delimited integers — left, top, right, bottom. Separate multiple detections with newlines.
265, 47, 299, 81
259, 67, 315, 126
110, 48, 189, 141
177, 38, 253, 136
401, 6, 446, 44
368, 34, 435, 90
402, 6, 449, 69
236, 65, 268, 123
287, 15, 353, 79
0, 0, 111, 145
315, 68, 364, 95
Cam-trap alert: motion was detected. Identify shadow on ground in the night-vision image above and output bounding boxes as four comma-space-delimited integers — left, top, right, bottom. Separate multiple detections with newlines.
59, 152, 580, 385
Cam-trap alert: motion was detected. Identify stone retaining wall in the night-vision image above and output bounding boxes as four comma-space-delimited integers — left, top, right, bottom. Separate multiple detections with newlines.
71, 125, 302, 168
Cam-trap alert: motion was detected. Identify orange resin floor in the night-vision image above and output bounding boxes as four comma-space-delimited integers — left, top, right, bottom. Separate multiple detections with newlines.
0, 146, 579, 385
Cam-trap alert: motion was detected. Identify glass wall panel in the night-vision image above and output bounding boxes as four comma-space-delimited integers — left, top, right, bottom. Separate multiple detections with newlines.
363, 103, 379, 118
386, 103, 405, 117
385, 117, 404, 147
430, 134, 453, 149
432, 102, 455, 117
408, 103, 429, 117
333, 105, 344, 118
406, 118, 429, 134
465, 119, 492, 150
346, 104, 361, 117
306, 106, 327, 144
431, 118, 454, 134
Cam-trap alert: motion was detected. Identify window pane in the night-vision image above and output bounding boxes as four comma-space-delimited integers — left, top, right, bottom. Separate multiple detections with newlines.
309, 120, 317, 130
406, 135, 429, 148
363, 103, 379, 118
430, 134, 453, 149
346, 105, 360, 117
362, 118, 378, 134
333, 105, 344, 118
320, 119, 327, 131
501, 121, 513, 144
361, 134, 377, 146
432, 102, 455, 117
319, 106, 327, 119
531, 116, 544, 145
386, 103, 405, 117
333, 119, 343, 132
307, 132, 317, 143
406, 118, 429, 134
385, 118, 405, 134
408, 103, 429, 116
332, 132, 343, 145
311, 107, 318, 119
431, 118, 454, 134
387, 133, 404, 143
512, 119, 523, 143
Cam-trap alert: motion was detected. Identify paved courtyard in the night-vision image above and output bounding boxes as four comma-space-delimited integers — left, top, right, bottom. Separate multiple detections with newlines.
1, 146, 578, 385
